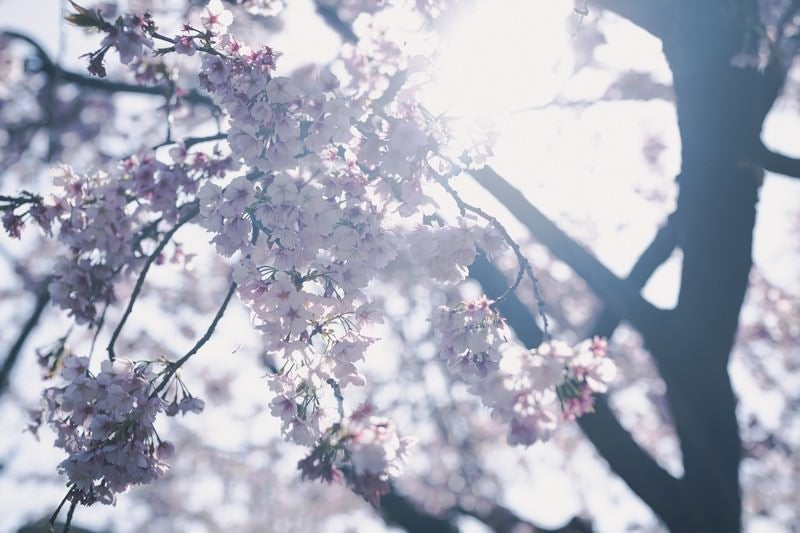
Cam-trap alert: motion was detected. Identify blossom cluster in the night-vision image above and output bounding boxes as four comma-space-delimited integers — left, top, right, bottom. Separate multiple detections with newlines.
471, 336, 616, 445
37, 354, 201, 505
431, 296, 508, 380
12, 150, 233, 325
298, 404, 414, 505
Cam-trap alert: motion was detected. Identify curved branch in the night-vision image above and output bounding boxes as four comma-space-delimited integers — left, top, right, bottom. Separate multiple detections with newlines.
469, 253, 544, 348
469, 195, 685, 527
1, 30, 214, 106
589, 209, 678, 337
759, 142, 800, 179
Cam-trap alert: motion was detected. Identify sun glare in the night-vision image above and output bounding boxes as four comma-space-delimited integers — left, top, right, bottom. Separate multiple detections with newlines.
422, 0, 575, 120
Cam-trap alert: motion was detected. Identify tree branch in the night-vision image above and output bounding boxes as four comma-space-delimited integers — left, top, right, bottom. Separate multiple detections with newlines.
471, 167, 665, 342
577, 397, 693, 529
469, 198, 688, 527
759, 141, 800, 179
150, 282, 237, 397
589, 209, 678, 337
107, 203, 199, 361
1, 30, 214, 106
590, 0, 672, 39
380, 485, 460, 533
457, 504, 592, 533
0, 283, 50, 397
313, 1, 358, 43
469, 253, 544, 348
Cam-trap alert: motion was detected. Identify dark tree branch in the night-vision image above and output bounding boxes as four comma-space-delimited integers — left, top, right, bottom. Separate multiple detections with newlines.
0, 283, 50, 397
577, 396, 692, 529
469, 253, 544, 348
759, 141, 800, 178
761, 0, 800, 111
589, 208, 678, 337
313, 1, 358, 43
380, 486, 460, 533
471, 211, 686, 528
151, 282, 237, 397
1, 30, 214, 106
471, 167, 665, 343
457, 504, 592, 533
381, 485, 593, 533
107, 203, 199, 361
590, 0, 673, 39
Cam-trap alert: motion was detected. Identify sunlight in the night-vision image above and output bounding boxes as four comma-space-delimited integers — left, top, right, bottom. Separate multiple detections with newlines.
422, 0, 575, 119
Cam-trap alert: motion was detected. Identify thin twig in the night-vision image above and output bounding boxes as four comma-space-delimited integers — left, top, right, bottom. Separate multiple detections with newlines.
326, 378, 345, 419
89, 299, 109, 358
63, 498, 78, 533
48, 487, 74, 532
150, 281, 237, 397
153, 132, 228, 151
436, 174, 550, 338
106, 203, 199, 361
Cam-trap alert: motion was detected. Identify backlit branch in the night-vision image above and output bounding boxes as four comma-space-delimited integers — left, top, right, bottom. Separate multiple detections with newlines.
151, 282, 237, 397
107, 203, 199, 361
1, 30, 214, 106
471, 166, 665, 343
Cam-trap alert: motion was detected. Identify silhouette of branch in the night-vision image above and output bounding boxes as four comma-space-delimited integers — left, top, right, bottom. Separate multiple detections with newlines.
589, 209, 678, 337
471, 166, 665, 342
1, 30, 214, 106
469, 253, 544, 348
759, 142, 800, 179
380, 485, 460, 533
151, 282, 237, 397
313, 1, 358, 43
469, 199, 686, 527
457, 504, 593, 533
107, 203, 199, 361
0, 283, 50, 397
591, 0, 672, 39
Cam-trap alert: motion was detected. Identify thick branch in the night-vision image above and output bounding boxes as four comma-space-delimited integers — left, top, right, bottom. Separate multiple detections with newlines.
0, 284, 49, 397
457, 504, 592, 533
469, 253, 544, 348
471, 167, 664, 342
471, 202, 686, 527
313, 1, 358, 43
590, 0, 672, 39
590, 209, 678, 337
577, 397, 693, 529
380, 486, 459, 533
759, 142, 800, 179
